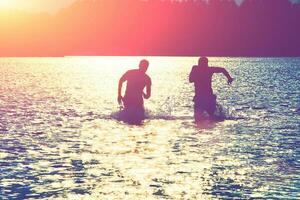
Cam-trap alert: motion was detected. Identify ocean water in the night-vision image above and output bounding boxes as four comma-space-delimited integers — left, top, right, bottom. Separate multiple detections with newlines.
0, 57, 299, 199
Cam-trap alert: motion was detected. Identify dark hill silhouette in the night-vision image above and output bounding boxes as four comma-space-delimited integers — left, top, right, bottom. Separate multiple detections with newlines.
0, 0, 299, 56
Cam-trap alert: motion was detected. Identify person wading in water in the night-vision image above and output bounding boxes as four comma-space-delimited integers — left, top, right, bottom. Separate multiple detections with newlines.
189, 57, 234, 122
118, 59, 152, 124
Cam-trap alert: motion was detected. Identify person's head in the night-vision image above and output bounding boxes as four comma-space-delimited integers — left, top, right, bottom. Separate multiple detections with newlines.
139, 59, 149, 73
198, 57, 209, 68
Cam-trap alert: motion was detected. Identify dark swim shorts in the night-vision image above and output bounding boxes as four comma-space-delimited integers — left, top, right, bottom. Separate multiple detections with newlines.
193, 94, 217, 113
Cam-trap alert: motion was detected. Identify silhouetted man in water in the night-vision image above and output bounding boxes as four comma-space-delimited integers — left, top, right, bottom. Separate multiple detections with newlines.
189, 57, 234, 122
118, 59, 152, 124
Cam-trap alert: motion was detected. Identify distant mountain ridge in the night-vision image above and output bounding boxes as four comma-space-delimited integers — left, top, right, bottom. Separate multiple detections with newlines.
0, 0, 299, 56
228, 0, 300, 6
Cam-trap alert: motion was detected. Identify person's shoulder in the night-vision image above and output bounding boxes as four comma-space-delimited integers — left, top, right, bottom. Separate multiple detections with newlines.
210, 66, 224, 72
144, 74, 152, 82
124, 69, 137, 75
191, 65, 198, 72
145, 74, 151, 80
192, 65, 199, 70
127, 69, 136, 73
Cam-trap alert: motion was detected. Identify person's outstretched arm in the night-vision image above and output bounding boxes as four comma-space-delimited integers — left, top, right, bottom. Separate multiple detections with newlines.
211, 67, 234, 85
118, 72, 128, 104
189, 66, 197, 83
143, 78, 152, 99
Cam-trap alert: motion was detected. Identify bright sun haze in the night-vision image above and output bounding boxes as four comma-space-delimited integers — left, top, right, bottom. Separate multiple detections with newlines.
0, 0, 77, 13
0, 1, 12, 8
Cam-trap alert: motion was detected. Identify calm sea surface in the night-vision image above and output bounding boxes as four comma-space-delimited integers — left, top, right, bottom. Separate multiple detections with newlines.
0, 57, 299, 199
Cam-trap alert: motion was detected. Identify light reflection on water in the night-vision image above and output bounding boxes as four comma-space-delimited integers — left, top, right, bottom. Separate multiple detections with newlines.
0, 57, 299, 199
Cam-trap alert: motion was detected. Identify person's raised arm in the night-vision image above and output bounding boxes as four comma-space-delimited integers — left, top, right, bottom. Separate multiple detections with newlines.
118, 72, 128, 104
189, 66, 197, 83
143, 78, 152, 99
211, 67, 234, 85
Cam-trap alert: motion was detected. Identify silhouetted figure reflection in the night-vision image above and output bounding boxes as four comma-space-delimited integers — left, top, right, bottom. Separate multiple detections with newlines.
118, 59, 152, 124
189, 57, 234, 122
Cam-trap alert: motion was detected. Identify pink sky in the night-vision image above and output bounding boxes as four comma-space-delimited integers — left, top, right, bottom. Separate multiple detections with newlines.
1, 0, 299, 13
0, 0, 299, 56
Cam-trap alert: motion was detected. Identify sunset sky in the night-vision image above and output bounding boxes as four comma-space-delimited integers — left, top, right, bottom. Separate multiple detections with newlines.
0, 0, 300, 57
0, 0, 77, 13
0, 0, 299, 13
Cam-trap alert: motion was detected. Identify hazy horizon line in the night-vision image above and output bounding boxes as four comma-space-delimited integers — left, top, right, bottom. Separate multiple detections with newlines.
1, 55, 300, 58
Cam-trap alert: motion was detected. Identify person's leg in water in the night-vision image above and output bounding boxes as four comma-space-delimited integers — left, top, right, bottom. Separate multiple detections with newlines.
206, 95, 217, 120
194, 97, 205, 123
123, 96, 145, 124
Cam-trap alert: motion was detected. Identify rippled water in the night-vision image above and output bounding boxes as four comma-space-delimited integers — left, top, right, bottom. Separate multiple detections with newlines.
0, 57, 299, 199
